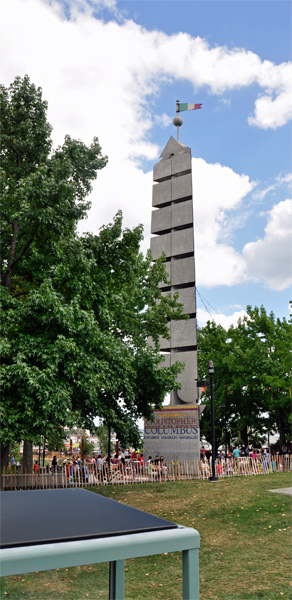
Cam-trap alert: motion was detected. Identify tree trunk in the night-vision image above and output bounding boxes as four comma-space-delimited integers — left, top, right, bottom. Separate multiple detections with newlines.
23, 441, 33, 473
278, 407, 286, 449
240, 425, 248, 448
0, 443, 9, 469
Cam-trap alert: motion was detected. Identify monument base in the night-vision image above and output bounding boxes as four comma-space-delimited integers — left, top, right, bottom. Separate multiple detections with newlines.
143, 405, 200, 463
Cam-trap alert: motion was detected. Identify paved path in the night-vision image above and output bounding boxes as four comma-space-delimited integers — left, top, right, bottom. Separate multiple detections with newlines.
269, 487, 292, 496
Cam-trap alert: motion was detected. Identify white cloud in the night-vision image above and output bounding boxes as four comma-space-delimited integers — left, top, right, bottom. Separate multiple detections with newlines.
219, 98, 231, 107
253, 172, 292, 201
1, 0, 290, 291
154, 113, 172, 128
52, 0, 119, 19
193, 158, 255, 287
253, 184, 277, 201
278, 173, 292, 186
243, 199, 292, 290
79, 161, 153, 246
197, 308, 248, 330
248, 61, 292, 129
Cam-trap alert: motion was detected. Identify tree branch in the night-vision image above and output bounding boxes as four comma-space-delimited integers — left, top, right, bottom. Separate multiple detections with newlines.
11, 226, 39, 268
12, 291, 30, 298
2, 214, 14, 226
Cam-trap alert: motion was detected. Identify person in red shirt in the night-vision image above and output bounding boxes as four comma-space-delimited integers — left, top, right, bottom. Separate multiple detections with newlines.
131, 450, 137, 461
33, 461, 39, 473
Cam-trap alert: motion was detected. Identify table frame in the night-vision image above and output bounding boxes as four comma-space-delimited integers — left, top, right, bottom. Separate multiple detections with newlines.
0, 526, 200, 600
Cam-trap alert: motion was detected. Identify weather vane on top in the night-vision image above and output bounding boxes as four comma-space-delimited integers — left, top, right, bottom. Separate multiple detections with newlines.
173, 100, 202, 141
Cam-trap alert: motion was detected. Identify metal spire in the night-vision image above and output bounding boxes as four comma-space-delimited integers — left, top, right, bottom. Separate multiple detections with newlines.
173, 99, 183, 141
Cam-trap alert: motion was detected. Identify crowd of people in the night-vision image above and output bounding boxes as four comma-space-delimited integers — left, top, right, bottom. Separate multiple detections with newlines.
31, 449, 169, 482
200, 444, 290, 461
200, 444, 291, 478
9, 443, 290, 485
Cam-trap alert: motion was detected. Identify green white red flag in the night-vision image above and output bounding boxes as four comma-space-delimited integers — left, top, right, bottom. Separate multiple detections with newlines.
179, 103, 202, 111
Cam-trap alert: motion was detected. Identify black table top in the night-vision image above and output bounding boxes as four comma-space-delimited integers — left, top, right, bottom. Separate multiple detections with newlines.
0, 489, 177, 549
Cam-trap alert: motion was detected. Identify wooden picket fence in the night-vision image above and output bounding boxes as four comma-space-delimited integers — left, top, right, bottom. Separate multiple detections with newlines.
1, 454, 291, 491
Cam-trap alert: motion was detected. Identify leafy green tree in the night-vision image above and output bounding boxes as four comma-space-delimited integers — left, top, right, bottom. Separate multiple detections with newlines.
197, 321, 231, 452
1, 76, 184, 469
198, 306, 292, 452
47, 426, 67, 453
0, 75, 107, 296
42, 211, 184, 447
95, 424, 113, 456
1, 224, 183, 458
0, 75, 107, 470
81, 432, 95, 456
243, 305, 292, 448
8, 441, 21, 464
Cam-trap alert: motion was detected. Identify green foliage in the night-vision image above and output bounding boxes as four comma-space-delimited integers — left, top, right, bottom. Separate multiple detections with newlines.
0, 75, 184, 451
95, 423, 114, 455
0, 74, 108, 295
198, 305, 292, 450
8, 441, 21, 462
81, 433, 95, 456
47, 427, 67, 452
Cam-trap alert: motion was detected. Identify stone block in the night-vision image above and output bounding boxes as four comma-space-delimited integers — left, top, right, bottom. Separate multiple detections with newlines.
147, 332, 170, 351
172, 173, 192, 201
153, 158, 171, 182
159, 335, 171, 350
151, 230, 194, 260
147, 322, 171, 351
173, 286, 196, 314
159, 353, 171, 368
159, 261, 171, 287
172, 200, 193, 228
172, 228, 194, 256
152, 180, 171, 207
161, 288, 196, 315
150, 233, 171, 260
171, 256, 195, 286
171, 318, 197, 348
151, 201, 193, 235
171, 152, 191, 175
144, 405, 200, 462
151, 206, 171, 234
160, 136, 187, 159
171, 349, 198, 403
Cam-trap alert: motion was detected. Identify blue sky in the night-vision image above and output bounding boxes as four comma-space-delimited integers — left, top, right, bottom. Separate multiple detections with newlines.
1, 0, 291, 327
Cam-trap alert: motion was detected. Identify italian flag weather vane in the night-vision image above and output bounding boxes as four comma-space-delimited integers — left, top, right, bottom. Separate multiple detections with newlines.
173, 99, 202, 141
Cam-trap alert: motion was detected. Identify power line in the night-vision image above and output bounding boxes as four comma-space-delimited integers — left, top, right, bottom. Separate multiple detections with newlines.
195, 287, 215, 321
196, 287, 221, 316
196, 287, 232, 327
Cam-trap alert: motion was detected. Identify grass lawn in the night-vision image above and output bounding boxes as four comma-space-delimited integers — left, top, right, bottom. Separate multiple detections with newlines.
0, 472, 291, 600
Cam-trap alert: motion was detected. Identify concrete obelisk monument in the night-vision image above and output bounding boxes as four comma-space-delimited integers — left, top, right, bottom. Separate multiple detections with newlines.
144, 101, 203, 462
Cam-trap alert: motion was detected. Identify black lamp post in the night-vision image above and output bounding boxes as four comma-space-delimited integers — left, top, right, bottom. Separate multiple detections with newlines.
208, 360, 218, 481
221, 403, 227, 459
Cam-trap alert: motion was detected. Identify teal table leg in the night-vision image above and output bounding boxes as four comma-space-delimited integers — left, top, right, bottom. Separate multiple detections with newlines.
109, 559, 125, 600
182, 548, 199, 600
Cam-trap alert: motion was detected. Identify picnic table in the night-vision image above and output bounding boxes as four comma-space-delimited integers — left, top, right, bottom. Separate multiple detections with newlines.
0, 488, 200, 599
